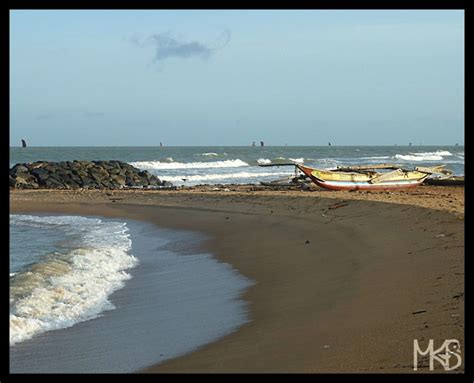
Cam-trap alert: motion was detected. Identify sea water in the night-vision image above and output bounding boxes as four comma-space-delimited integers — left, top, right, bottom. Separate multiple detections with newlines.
10, 215, 252, 373
10, 146, 464, 186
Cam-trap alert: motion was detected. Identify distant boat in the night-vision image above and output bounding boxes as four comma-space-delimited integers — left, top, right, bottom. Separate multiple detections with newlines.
295, 164, 448, 191
21, 139, 27, 148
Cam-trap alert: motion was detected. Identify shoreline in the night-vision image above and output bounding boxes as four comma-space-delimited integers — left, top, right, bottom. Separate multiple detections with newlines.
10, 218, 252, 373
10, 186, 464, 373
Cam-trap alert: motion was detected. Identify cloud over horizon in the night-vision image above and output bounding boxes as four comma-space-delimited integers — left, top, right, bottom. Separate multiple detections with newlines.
132, 30, 231, 64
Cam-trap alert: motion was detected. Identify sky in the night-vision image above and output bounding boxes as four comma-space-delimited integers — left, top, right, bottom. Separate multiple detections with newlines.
10, 10, 464, 146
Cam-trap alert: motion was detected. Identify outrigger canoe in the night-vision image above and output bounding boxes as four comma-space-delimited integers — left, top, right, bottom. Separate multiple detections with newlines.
296, 164, 446, 191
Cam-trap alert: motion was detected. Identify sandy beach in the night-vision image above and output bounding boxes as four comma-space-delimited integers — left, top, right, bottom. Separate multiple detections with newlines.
10, 184, 464, 373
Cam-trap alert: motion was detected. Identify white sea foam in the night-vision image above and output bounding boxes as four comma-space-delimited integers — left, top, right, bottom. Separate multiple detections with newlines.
199, 152, 219, 156
394, 150, 453, 162
129, 159, 249, 170
288, 157, 304, 163
162, 171, 291, 184
257, 158, 272, 165
10, 215, 138, 346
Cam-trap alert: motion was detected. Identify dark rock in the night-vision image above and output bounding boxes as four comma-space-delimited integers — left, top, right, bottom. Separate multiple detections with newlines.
74, 170, 89, 179
12, 165, 29, 173
100, 180, 115, 189
56, 168, 73, 178
44, 165, 59, 173
44, 178, 67, 189
30, 170, 50, 185
81, 178, 96, 189
10, 160, 170, 190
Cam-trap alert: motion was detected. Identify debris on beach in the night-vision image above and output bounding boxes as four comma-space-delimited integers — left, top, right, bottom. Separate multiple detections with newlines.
328, 202, 349, 210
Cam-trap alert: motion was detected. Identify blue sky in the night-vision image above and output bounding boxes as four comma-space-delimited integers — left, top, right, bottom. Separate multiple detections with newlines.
10, 10, 464, 146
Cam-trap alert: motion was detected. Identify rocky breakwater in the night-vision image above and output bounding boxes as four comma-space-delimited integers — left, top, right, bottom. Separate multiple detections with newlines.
9, 160, 173, 190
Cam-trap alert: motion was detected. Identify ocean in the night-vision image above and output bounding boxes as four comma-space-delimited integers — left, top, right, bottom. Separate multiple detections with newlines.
10, 145, 464, 186
10, 215, 252, 372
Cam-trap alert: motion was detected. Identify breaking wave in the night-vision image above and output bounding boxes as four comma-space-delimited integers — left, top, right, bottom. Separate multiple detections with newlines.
162, 171, 291, 184
129, 159, 249, 170
394, 150, 453, 162
10, 215, 138, 346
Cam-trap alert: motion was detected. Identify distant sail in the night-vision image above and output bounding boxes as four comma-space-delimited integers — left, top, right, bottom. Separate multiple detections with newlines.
21, 139, 27, 148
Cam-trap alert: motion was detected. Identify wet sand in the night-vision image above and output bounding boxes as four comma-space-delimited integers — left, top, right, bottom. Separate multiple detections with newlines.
10, 185, 464, 373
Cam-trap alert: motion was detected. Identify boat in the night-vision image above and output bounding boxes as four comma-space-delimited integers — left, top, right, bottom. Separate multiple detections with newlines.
295, 164, 448, 191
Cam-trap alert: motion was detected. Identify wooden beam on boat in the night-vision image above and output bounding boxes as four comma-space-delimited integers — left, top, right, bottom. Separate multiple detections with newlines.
336, 163, 402, 171
415, 165, 452, 175
369, 169, 405, 184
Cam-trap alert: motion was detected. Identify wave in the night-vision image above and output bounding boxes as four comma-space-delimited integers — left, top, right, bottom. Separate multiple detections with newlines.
162, 171, 292, 184
257, 158, 272, 165
129, 159, 249, 170
10, 215, 138, 346
269, 157, 304, 164
199, 152, 219, 157
288, 158, 304, 163
394, 150, 454, 162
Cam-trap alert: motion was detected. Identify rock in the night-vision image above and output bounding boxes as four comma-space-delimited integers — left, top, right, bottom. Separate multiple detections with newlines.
31, 168, 51, 183
81, 177, 96, 189
9, 160, 172, 190
45, 178, 67, 189
44, 165, 59, 173
12, 165, 29, 173
111, 174, 126, 186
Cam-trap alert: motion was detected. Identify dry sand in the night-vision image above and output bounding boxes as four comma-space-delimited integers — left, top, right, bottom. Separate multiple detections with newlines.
10, 184, 464, 373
